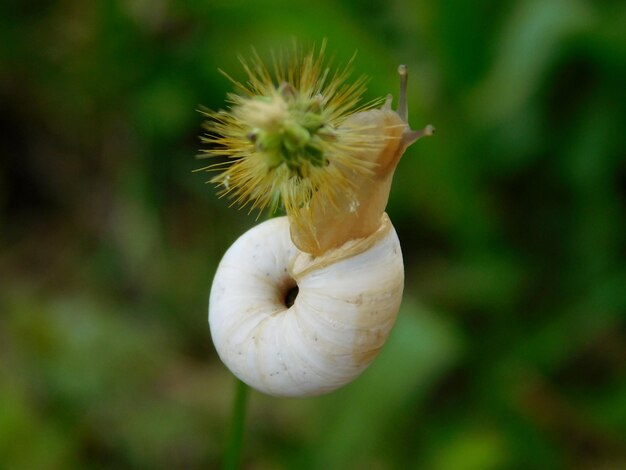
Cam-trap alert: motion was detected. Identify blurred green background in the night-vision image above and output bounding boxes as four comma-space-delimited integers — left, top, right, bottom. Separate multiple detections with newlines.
1, 0, 625, 468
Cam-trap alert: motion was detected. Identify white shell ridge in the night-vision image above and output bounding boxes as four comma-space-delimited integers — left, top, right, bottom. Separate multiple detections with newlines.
209, 216, 404, 397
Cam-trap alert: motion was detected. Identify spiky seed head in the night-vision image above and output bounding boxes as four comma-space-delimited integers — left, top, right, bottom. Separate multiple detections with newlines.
198, 43, 384, 224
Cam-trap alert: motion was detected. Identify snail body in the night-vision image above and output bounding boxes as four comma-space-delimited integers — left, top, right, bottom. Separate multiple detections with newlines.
291, 94, 433, 256
202, 47, 433, 397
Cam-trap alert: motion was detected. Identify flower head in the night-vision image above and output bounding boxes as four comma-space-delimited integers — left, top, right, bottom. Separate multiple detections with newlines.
199, 43, 383, 223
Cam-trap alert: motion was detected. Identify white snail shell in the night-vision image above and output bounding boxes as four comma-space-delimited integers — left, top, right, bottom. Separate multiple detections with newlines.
209, 214, 403, 397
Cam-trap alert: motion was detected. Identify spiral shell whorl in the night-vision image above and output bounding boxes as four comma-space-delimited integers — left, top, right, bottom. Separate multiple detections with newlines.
209, 216, 404, 397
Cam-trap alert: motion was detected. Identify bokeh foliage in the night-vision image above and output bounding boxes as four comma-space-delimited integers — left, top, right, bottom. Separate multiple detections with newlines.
1, 0, 625, 468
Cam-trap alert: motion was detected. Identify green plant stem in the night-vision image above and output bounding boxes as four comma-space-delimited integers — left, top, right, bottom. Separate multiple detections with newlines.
224, 378, 249, 470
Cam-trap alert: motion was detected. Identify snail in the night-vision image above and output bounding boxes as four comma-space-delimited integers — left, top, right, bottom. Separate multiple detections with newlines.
201, 44, 433, 397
